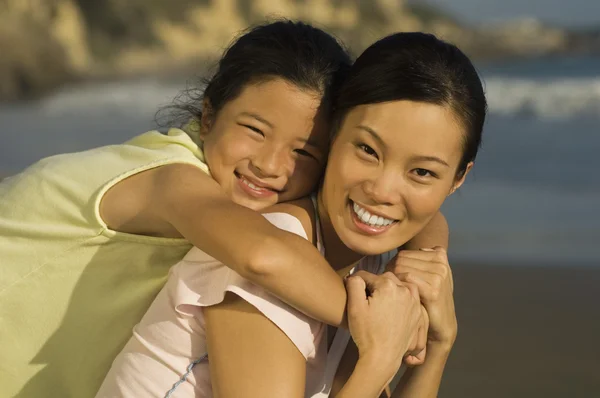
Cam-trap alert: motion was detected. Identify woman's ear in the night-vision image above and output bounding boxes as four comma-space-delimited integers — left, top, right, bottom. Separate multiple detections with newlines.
199, 98, 215, 139
448, 161, 473, 196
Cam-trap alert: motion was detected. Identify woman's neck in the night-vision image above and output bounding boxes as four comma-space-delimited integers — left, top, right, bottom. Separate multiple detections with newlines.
317, 191, 364, 270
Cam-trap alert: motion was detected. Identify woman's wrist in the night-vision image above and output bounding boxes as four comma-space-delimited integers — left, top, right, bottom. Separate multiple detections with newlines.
357, 350, 402, 386
335, 354, 396, 398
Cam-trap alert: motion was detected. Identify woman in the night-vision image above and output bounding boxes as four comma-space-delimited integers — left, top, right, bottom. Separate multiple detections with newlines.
99, 32, 486, 397
207, 31, 486, 398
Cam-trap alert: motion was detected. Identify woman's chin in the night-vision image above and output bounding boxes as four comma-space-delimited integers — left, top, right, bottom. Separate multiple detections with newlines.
339, 231, 396, 256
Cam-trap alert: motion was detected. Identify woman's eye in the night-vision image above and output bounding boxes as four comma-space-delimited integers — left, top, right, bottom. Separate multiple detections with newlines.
359, 144, 378, 159
414, 168, 435, 178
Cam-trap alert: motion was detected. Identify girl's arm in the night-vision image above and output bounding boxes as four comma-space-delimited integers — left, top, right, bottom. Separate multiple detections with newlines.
103, 163, 347, 326
401, 211, 449, 250
103, 163, 448, 328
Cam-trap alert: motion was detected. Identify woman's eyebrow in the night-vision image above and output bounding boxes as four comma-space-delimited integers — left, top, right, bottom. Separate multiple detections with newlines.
357, 124, 385, 147
239, 112, 273, 128
412, 155, 450, 168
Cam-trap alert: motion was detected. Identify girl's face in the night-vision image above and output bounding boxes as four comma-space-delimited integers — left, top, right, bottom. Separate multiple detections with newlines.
201, 78, 330, 211
320, 100, 473, 255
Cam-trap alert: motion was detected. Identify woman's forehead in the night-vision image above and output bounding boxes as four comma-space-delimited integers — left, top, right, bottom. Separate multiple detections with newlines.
342, 101, 464, 159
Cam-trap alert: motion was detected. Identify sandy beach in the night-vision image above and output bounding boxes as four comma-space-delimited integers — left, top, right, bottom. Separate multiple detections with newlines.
438, 263, 600, 397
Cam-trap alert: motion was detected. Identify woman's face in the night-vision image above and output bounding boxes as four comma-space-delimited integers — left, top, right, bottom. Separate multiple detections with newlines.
320, 100, 472, 255
201, 78, 330, 211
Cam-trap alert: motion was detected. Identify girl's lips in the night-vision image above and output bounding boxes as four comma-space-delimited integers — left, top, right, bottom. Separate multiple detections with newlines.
349, 201, 396, 236
236, 173, 277, 199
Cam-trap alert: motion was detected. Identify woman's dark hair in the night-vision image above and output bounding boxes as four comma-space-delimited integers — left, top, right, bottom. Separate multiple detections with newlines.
162, 19, 351, 140
333, 32, 487, 177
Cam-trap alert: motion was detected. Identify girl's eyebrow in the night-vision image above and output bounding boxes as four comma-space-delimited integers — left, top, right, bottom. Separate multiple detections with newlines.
297, 136, 322, 149
239, 112, 273, 128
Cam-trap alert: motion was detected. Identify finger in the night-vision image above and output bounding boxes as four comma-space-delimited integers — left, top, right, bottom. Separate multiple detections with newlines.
408, 304, 428, 354
354, 271, 402, 300
417, 305, 430, 353
401, 280, 421, 302
396, 272, 437, 302
404, 345, 427, 367
393, 256, 447, 275
396, 247, 448, 264
398, 249, 441, 262
351, 270, 380, 284
380, 271, 402, 285
345, 275, 368, 315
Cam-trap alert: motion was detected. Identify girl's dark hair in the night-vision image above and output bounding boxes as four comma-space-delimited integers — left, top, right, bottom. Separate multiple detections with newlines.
333, 32, 487, 177
162, 19, 351, 139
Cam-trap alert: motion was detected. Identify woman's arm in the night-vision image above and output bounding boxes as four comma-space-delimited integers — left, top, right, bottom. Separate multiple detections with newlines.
386, 247, 458, 398
391, 344, 452, 398
334, 272, 423, 398
204, 272, 423, 398
204, 293, 307, 398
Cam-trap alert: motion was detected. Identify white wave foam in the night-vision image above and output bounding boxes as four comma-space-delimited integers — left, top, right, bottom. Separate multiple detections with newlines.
39, 76, 600, 120
484, 76, 600, 119
38, 79, 184, 116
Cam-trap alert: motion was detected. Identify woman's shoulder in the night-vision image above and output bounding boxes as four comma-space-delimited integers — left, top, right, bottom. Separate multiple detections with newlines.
260, 197, 317, 244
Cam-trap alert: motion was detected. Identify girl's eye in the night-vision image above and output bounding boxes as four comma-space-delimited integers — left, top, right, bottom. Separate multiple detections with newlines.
243, 125, 264, 136
294, 148, 317, 160
359, 144, 378, 159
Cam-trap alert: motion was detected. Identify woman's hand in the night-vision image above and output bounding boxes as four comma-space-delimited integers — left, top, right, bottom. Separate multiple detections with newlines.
345, 271, 423, 378
386, 247, 457, 351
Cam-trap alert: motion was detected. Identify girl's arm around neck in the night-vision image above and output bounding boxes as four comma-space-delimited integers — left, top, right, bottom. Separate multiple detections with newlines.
153, 164, 347, 327
402, 211, 449, 251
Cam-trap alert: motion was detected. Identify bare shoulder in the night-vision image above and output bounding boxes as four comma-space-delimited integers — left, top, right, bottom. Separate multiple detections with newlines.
152, 162, 216, 195
261, 197, 317, 245
100, 162, 215, 237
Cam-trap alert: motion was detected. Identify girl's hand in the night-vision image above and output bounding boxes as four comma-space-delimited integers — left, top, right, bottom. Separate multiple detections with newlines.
386, 247, 457, 350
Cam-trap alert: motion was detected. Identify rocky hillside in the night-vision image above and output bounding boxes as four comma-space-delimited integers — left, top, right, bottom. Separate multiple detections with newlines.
0, 0, 596, 101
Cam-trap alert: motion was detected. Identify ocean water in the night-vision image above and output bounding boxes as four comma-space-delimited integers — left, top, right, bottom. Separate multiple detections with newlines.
1, 56, 599, 265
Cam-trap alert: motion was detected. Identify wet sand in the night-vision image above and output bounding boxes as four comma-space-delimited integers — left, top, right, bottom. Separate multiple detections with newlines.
439, 263, 600, 397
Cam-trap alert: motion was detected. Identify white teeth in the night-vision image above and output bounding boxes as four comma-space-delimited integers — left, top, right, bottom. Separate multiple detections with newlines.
352, 201, 395, 227
241, 177, 264, 191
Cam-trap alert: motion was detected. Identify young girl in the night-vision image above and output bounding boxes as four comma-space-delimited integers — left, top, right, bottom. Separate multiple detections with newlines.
97, 32, 486, 397
0, 21, 445, 397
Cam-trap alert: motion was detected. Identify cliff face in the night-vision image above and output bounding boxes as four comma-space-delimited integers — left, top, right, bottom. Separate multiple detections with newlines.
0, 0, 590, 101
0, 0, 89, 99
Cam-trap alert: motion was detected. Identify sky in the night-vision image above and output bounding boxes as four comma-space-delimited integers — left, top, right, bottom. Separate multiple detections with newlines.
417, 0, 600, 28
